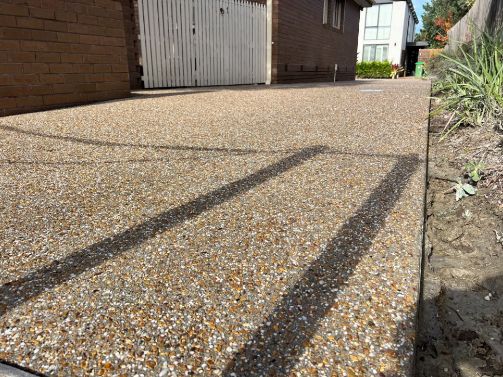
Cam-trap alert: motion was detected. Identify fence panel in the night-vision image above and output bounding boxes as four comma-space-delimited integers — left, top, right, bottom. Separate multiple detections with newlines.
139, 0, 267, 88
446, 0, 503, 52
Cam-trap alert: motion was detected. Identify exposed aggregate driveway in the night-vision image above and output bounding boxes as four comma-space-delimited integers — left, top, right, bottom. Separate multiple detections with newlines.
0, 80, 431, 377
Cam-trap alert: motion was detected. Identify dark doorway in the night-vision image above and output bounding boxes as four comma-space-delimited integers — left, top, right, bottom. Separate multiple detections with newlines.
405, 42, 429, 76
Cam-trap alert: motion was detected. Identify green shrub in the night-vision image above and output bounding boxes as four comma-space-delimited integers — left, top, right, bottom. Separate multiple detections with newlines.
356, 61, 392, 79
433, 30, 503, 139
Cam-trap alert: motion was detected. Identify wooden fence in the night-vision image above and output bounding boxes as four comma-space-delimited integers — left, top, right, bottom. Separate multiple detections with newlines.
138, 0, 267, 88
446, 0, 503, 52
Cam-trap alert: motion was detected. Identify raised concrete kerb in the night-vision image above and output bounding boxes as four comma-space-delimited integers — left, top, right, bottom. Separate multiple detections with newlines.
0, 364, 38, 377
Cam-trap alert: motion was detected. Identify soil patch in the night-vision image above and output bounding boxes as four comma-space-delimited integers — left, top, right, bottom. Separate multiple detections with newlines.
416, 113, 503, 376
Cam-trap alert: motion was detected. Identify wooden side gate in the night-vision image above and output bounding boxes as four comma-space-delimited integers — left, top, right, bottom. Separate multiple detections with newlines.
138, 0, 267, 88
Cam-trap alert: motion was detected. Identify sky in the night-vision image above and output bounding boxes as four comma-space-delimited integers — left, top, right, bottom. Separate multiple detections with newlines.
413, 0, 430, 31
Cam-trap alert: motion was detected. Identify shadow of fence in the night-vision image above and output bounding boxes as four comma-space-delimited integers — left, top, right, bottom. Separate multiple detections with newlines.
416, 274, 503, 376
223, 155, 420, 376
0, 146, 326, 316
0, 124, 424, 375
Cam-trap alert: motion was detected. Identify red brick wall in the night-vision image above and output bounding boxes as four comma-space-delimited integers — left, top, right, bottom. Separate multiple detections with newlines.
272, 0, 362, 83
0, 0, 131, 116
418, 48, 442, 64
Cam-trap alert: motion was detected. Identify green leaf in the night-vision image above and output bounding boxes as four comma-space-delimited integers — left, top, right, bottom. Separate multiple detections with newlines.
470, 170, 481, 182
455, 186, 468, 201
462, 184, 476, 195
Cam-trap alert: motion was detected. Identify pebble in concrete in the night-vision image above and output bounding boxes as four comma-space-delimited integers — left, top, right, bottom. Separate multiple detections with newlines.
0, 80, 431, 376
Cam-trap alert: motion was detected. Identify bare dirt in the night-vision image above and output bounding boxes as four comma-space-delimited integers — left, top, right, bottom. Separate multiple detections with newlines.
416, 113, 503, 377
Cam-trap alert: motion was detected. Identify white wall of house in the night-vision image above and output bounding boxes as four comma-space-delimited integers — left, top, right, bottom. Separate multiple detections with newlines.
357, 0, 417, 65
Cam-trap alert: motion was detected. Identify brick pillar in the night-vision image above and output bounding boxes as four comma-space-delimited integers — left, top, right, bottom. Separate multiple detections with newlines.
121, 0, 141, 89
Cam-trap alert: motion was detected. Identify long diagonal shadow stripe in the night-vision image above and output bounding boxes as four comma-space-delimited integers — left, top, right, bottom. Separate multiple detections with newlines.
0, 125, 419, 161
0, 146, 326, 316
0, 125, 262, 155
223, 155, 420, 376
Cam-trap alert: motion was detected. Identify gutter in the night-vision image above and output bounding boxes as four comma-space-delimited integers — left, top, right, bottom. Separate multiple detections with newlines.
353, 0, 374, 8
404, 0, 420, 24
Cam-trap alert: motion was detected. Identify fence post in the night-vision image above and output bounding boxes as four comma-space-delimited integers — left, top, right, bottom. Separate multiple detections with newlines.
266, 0, 272, 85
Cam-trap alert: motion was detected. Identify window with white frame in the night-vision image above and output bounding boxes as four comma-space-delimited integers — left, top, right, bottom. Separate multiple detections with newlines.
362, 44, 389, 62
332, 0, 344, 29
364, 3, 392, 40
323, 0, 345, 30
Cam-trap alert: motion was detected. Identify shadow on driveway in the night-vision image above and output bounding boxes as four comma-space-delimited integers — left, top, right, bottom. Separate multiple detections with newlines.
0, 126, 420, 375
0, 125, 409, 161
223, 154, 420, 376
0, 125, 270, 155
127, 80, 377, 101
0, 146, 326, 316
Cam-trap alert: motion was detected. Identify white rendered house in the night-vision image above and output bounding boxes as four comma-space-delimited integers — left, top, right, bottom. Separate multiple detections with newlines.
357, 0, 418, 65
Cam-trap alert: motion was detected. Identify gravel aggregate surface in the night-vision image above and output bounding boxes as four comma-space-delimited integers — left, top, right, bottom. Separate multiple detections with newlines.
0, 80, 431, 376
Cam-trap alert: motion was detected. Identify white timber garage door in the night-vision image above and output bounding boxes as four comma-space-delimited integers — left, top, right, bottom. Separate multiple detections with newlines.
138, 0, 267, 88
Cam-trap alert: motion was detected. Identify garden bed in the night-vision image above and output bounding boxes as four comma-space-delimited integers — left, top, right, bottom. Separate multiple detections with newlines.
416, 112, 503, 376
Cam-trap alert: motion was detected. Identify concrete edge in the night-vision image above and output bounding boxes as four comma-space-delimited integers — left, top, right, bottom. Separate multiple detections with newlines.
0, 363, 41, 377
412, 79, 434, 374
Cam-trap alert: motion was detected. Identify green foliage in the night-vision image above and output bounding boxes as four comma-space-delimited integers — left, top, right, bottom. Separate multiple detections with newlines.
356, 61, 392, 79
425, 53, 455, 77
419, 0, 471, 47
432, 30, 503, 139
453, 180, 476, 201
465, 161, 485, 182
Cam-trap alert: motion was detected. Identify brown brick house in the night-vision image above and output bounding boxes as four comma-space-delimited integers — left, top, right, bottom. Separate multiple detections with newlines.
270, 0, 373, 83
0, 0, 142, 116
1, 0, 371, 116
135, 0, 372, 87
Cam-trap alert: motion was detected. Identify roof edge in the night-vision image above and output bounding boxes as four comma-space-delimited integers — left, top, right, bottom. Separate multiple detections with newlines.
353, 0, 374, 8
404, 0, 419, 24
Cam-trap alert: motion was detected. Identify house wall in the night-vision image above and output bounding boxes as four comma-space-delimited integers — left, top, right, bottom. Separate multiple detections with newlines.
0, 0, 131, 116
271, 0, 362, 83
129, 0, 361, 86
121, 0, 141, 89
389, 1, 406, 63
357, 0, 416, 65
